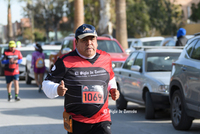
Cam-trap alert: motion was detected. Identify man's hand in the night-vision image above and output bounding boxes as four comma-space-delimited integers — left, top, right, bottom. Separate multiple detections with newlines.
9, 58, 14, 64
13, 59, 18, 64
57, 80, 68, 96
9, 58, 18, 64
110, 88, 120, 101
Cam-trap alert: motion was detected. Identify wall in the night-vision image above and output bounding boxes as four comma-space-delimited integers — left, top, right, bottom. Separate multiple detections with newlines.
184, 23, 200, 35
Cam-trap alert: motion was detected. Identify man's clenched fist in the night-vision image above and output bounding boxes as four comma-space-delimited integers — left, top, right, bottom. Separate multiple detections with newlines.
110, 88, 120, 101
57, 80, 68, 96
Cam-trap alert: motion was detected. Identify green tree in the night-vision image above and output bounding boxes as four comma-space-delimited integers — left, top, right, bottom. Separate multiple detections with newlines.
161, 1, 183, 35
84, 0, 100, 28
126, 0, 183, 37
190, 2, 200, 22
22, 0, 67, 41
126, 0, 150, 37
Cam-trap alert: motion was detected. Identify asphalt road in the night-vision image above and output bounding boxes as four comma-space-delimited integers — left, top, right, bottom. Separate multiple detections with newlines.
0, 76, 200, 134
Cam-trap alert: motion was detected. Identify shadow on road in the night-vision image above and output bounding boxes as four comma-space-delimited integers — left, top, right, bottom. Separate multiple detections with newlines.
108, 102, 200, 133
0, 124, 66, 134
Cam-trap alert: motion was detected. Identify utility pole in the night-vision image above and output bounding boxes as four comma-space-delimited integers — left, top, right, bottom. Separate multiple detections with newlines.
7, 0, 13, 41
73, 0, 84, 33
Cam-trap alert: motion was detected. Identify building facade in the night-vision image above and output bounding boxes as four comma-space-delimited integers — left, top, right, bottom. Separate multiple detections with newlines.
171, 0, 200, 35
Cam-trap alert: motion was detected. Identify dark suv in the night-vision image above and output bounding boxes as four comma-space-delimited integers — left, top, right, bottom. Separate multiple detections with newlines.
169, 33, 200, 130
49, 34, 128, 69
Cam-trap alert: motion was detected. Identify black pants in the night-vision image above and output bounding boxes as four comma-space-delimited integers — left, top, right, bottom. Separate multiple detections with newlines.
68, 120, 112, 134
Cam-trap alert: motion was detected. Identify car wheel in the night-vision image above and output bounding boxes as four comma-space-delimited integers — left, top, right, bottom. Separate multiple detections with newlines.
171, 90, 193, 130
116, 87, 127, 110
25, 71, 32, 84
145, 91, 155, 119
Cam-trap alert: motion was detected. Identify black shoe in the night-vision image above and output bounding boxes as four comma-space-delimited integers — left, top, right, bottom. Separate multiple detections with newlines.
15, 96, 20, 101
8, 95, 12, 101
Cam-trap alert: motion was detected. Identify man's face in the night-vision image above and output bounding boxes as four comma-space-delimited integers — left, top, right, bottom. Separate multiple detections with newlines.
9, 47, 16, 52
76, 36, 98, 58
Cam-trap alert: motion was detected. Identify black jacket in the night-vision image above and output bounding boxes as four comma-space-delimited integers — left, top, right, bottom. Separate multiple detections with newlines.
175, 36, 188, 46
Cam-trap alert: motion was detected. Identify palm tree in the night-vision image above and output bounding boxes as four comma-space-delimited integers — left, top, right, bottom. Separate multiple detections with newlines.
115, 0, 128, 49
98, 0, 113, 35
73, 0, 84, 33
7, 0, 13, 41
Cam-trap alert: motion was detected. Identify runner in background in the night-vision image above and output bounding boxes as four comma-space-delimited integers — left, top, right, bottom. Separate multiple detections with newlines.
1, 41, 22, 101
32, 43, 45, 92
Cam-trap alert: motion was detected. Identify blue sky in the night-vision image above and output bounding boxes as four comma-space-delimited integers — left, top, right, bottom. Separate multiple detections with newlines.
0, 1, 25, 25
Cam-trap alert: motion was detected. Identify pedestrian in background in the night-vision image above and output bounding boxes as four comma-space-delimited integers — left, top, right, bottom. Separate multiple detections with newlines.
1, 41, 22, 101
16, 41, 22, 48
42, 24, 120, 134
175, 28, 188, 46
32, 43, 45, 92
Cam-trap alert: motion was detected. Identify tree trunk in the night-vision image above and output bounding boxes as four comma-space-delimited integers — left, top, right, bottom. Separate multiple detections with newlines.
7, 0, 13, 41
98, 0, 112, 35
115, 0, 128, 50
74, 0, 84, 33
45, 18, 49, 42
54, 23, 58, 41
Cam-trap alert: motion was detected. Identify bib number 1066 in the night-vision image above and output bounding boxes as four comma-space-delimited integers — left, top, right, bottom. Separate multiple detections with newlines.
82, 91, 104, 104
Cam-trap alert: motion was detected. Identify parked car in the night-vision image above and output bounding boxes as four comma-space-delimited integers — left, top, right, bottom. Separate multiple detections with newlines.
49, 41, 62, 45
125, 36, 165, 54
0, 44, 8, 76
25, 45, 61, 84
49, 34, 128, 70
160, 37, 176, 46
160, 35, 195, 47
169, 33, 200, 130
16, 46, 35, 79
114, 48, 182, 119
127, 38, 137, 48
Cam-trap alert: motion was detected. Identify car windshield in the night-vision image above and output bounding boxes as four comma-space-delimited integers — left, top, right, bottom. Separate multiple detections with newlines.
97, 40, 123, 53
50, 42, 62, 45
43, 50, 59, 59
20, 51, 34, 57
143, 41, 162, 46
146, 53, 180, 72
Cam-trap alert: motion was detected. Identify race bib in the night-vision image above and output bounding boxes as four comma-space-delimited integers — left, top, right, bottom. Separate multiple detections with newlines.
82, 85, 104, 104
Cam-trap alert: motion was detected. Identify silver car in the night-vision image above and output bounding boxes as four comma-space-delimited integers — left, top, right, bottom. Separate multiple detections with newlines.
114, 48, 182, 119
125, 37, 165, 54
169, 33, 200, 130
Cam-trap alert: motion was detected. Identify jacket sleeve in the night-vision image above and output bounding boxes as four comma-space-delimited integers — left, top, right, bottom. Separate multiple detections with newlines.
1, 52, 9, 64
17, 59, 22, 64
42, 80, 59, 98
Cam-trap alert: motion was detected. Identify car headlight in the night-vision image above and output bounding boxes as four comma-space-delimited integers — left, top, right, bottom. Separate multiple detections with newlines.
158, 85, 168, 92
112, 62, 123, 68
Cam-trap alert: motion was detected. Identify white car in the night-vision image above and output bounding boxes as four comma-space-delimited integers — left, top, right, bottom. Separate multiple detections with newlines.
16, 46, 35, 79
114, 48, 182, 119
127, 38, 137, 48
0, 44, 9, 76
125, 37, 165, 54
25, 45, 61, 84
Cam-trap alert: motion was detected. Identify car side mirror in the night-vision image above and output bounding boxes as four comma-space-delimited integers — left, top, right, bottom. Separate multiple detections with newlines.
61, 48, 72, 54
131, 65, 142, 72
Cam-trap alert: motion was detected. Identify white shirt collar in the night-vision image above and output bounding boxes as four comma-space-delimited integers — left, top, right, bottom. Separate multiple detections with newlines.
75, 49, 96, 59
